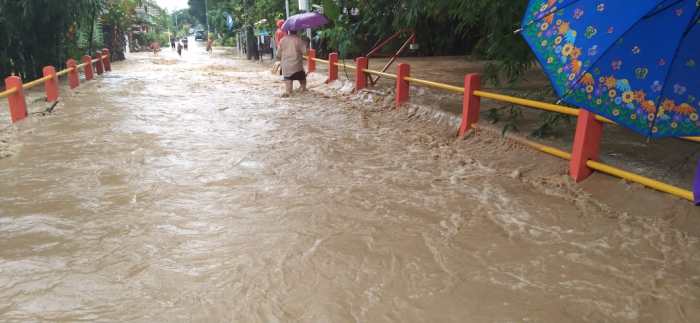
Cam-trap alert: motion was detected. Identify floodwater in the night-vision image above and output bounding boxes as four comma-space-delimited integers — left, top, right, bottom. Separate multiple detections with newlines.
0, 43, 699, 322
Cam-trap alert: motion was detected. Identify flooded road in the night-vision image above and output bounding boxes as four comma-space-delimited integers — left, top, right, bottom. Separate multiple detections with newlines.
0, 45, 699, 322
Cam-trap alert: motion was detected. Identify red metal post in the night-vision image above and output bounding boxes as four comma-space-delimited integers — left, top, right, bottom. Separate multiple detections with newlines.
102, 48, 112, 72
307, 49, 316, 73
395, 63, 410, 108
459, 74, 482, 137
570, 109, 604, 182
82, 55, 94, 81
43, 66, 59, 102
4, 76, 28, 123
94, 53, 104, 75
327, 52, 338, 83
67, 59, 80, 89
355, 57, 368, 91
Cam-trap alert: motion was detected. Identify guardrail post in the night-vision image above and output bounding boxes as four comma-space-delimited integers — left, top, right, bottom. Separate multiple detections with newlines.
4, 76, 28, 123
82, 55, 94, 81
570, 109, 604, 182
102, 48, 112, 72
327, 52, 338, 83
395, 63, 410, 108
307, 49, 316, 73
694, 159, 700, 206
67, 59, 80, 89
355, 56, 368, 91
459, 74, 482, 137
42, 66, 59, 102
94, 53, 104, 75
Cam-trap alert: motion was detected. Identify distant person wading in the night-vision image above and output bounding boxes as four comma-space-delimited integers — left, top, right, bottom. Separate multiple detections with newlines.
278, 30, 307, 97
206, 37, 214, 54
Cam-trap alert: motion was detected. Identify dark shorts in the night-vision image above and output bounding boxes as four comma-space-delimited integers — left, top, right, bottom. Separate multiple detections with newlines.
284, 71, 306, 81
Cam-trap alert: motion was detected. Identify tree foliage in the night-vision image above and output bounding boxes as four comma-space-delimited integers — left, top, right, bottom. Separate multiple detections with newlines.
0, 0, 171, 81
189, 0, 534, 83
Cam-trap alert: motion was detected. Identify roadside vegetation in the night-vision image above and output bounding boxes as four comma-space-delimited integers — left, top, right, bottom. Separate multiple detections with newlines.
0, 0, 172, 81
189, 0, 533, 83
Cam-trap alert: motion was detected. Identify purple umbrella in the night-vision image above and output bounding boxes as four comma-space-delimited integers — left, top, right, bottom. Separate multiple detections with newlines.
281, 12, 329, 32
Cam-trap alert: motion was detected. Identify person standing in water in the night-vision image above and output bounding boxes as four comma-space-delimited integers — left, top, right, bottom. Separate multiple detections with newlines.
150, 41, 161, 56
206, 37, 214, 54
270, 19, 287, 59
278, 29, 307, 97
274, 19, 286, 59
177, 41, 183, 57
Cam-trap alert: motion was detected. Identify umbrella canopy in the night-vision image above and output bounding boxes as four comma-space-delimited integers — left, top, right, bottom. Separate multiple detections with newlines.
521, 0, 700, 138
281, 12, 329, 32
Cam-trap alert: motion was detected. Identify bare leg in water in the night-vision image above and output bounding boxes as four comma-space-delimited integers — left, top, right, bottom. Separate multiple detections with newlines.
282, 77, 307, 97
282, 80, 293, 97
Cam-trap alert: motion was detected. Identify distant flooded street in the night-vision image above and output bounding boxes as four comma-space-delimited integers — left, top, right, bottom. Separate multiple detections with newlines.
0, 44, 699, 322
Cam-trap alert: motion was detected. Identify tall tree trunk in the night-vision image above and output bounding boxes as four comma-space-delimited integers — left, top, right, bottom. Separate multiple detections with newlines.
245, 26, 258, 60
88, 4, 96, 54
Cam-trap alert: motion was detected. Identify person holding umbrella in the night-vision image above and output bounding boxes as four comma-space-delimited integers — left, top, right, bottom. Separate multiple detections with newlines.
278, 12, 330, 97
278, 29, 307, 97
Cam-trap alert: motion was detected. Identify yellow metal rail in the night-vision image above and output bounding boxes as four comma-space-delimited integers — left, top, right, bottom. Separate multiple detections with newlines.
303, 55, 329, 64
77, 62, 88, 68
404, 76, 463, 94
472, 123, 693, 201
56, 67, 74, 77
334, 62, 356, 70
474, 90, 579, 117
586, 160, 694, 202
364, 69, 397, 80
22, 75, 53, 90
473, 124, 572, 161
0, 87, 18, 98
473, 90, 698, 142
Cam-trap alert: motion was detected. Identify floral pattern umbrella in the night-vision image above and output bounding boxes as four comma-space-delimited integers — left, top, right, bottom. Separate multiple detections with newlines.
522, 0, 700, 138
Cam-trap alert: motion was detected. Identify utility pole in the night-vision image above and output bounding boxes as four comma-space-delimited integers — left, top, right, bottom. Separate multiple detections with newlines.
205, 0, 210, 34
285, 0, 290, 18
174, 11, 184, 37
299, 0, 312, 50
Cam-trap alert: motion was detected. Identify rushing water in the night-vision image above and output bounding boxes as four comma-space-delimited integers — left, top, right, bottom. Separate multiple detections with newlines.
0, 44, 699, 322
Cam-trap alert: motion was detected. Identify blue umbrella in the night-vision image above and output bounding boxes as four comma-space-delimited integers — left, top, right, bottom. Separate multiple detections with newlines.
281, 12, 329, 32
521, 0, 700, 138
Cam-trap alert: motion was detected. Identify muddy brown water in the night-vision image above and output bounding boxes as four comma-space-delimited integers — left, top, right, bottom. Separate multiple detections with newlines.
0, 45, 699, 322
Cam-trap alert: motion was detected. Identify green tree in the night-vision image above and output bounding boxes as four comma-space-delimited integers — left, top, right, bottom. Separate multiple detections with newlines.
0, 0, 160, 80
0, 0, 102, 80
189, 0, 533, 81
